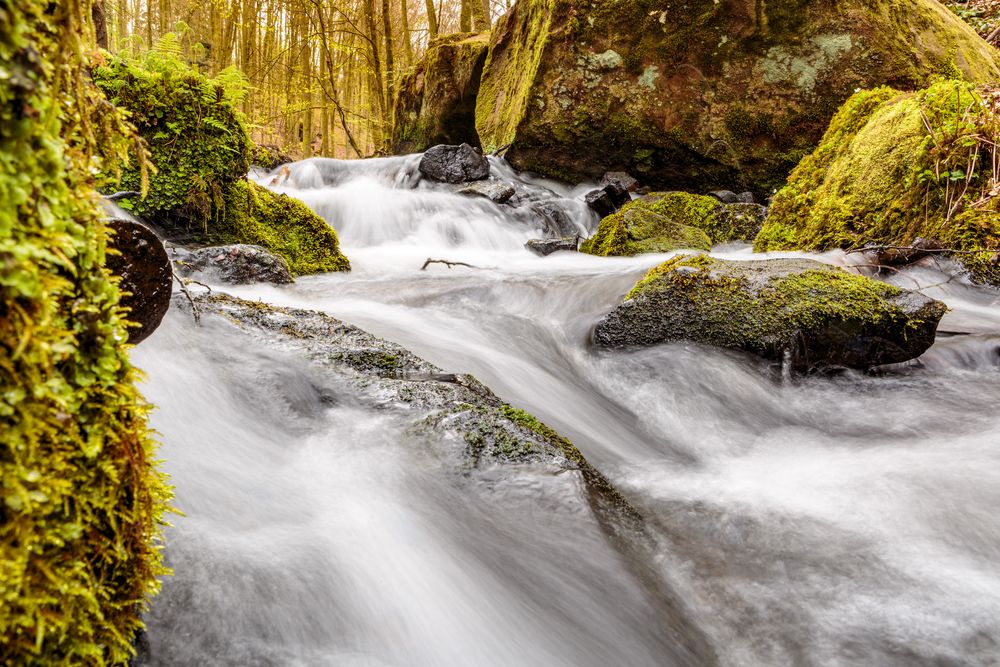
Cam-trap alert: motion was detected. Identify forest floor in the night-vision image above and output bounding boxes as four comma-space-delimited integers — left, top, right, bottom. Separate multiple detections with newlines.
946, 0, 1000, 40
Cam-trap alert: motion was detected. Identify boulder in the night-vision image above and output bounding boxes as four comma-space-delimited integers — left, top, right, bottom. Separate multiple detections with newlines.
709, 190, 755, 204
250, 144, 293, 170
584, 181, 632, 217
392, 33, 490, 153
755, 80, 1000, 285
526, 237, 579, 255
601, 171, 639, 192
475, 0, 1000, 195
174, 244, 294, 285
419, 143, 491, 183
593, 254, 946, 370
458, 178, 516, 203
581, 191, 764, 256
104, 219, 173, 344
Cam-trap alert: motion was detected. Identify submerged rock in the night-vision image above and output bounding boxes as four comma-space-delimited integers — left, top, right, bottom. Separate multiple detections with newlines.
594, 255, 946, 370
526, 237, 579, 256
755, 80, 1000, 285
419, 143, 491, 183
475, 0, 999, 194
530, 200, 579, 238
104, 219, 172, 344
458, 178, 516, 203
392, 32, 490, 153
173, 244, 294, 285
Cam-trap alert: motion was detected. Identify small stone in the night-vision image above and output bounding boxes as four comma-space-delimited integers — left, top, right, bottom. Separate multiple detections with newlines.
600, 171, 639, 192
459, 179, 516, 204
709, 190, 754, 204
584, 181, 631, 217
526, 237, 578, 256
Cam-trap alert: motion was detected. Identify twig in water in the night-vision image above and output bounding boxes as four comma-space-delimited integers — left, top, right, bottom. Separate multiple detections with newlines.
171, 269, 211, 324
420, 258, 481, 271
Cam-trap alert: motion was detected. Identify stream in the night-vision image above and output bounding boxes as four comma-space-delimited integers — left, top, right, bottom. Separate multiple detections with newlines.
132, 155, 1000, 666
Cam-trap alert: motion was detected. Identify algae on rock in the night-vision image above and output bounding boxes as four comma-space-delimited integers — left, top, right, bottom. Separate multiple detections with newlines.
94, 55, 349, 276
476, 0, 1000, 195
392, 32, 491, 153
755, 79, 1000, 285
1, 3, 169, 663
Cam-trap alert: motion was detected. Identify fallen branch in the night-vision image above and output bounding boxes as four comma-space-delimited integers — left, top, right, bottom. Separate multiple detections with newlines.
171, 270, 211, 325
420, 258, 482, 271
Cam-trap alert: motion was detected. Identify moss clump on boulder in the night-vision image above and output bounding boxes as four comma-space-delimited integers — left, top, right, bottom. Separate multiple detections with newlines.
392, 32, 490, 154
94, 55, 349, 276
476, 0, 1000, 195
581, 192, 763, 256
1, 2, 169, 663
755, 80, 1000, 285
593, 255, 946, 370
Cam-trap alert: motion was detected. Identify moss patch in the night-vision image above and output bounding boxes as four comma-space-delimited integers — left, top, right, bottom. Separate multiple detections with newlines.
1, 3, 170, 663
756, 80, 1000, 285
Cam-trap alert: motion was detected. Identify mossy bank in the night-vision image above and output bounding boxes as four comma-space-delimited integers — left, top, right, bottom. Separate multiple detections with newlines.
755, 79, 1000, 285
475, 0, 1000, 194
93, 54, 349, 275
1, 3, 170, 663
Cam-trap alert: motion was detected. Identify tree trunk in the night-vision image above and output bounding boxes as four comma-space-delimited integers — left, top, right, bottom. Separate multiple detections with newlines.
92, 0, 109, 49
400, 0, 414, 65
460, 0, 471, 32
381, 0, 395, 126
424, 0, 438, 39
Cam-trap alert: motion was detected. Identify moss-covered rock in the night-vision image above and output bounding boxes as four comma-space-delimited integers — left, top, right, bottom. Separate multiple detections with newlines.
1, 3, 169, 663
581, 192, 763, 256
392, 32, 490, 154
593, 255, 946, 370
94, 56, 349, 276
755, 79, 1000, 285
476, 0, 1000, 195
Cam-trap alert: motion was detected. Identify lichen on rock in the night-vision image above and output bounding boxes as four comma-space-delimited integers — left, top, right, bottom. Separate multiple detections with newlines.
755, 79, 1000, 285
594, 254, 947, 370
476, 0, 1000, 195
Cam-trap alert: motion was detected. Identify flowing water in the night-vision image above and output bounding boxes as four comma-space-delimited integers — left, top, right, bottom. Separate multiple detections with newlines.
133, 155, 1000, 666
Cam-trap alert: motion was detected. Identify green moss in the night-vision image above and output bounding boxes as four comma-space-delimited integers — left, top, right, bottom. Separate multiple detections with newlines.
624, 255, 916, 353
93, 55, 251, 233
1, 3, 170, 663
756, 80, 1000, 284
499, 405, 584, 464
217, 180, 350, 275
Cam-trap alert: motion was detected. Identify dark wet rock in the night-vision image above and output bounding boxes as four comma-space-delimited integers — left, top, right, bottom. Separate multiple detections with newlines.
526, 237, 578, 256
458, 179, 516, 204
173, 244, 293, 285
717, 203, 767, 243
530, 200, 579, 238
865, 237, 946, 268
419, 143, 490, 183
584, 181, 632, 218
709, 191, 755, 205
594, 254, 946, 371
104, 219, 172, 344
601, 171, 639, 192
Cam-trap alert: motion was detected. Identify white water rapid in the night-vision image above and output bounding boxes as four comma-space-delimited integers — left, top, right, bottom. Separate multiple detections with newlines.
132, 155, 1000, 666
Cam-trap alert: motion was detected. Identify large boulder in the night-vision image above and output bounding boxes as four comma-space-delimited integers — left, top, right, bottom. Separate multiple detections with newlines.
755, 80, 1000, 285
475, 0, 1000, 195
93, 57, 350, 276
593, 255, 947, 370
419, 143, 491, 182
392, 33, 491, 153
581, 192, 763, 256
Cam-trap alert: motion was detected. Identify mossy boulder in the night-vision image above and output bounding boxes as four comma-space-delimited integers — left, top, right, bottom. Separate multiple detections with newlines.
392, 32, 490, 154
580, 192, 763, 256
476, 0, 1000, 194
2, 3, 169, 662
94, 56, 349, 275
755, 79, 1000, 285
593, 255, 946, 370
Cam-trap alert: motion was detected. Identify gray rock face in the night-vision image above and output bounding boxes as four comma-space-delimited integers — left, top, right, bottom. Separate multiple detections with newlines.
709, 190, 755, 205
601, 171, 639, 192
458, 179, 516, 204
104, 218, 172, 344
594, 255, 947, 371
419, 143, 490, 183
530, 200, 578, 238
174, 244, 293, 285
526, 237, 578, 256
